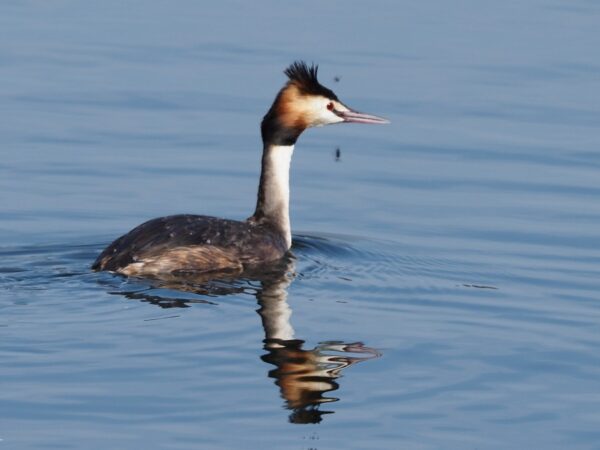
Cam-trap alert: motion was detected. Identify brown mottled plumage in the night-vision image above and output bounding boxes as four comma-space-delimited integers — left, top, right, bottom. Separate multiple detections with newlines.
92, 214, 287, 275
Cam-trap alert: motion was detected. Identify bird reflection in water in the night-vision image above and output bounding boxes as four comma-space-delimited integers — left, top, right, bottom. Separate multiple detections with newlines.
256, 259, 380, 423
108, 254, 381, 424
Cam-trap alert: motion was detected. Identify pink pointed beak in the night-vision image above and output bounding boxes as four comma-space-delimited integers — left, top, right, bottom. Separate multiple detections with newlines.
336, 108, 390, 124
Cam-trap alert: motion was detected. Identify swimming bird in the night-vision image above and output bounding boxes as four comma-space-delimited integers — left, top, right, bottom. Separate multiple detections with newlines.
92, 61, 388, 277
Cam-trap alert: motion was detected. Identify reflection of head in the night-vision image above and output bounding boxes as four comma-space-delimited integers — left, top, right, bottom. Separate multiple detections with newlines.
261, 339, 338, 424
261, 339, 380, 424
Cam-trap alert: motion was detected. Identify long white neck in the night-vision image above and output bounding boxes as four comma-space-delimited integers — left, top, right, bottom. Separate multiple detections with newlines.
253, 144, 294, 249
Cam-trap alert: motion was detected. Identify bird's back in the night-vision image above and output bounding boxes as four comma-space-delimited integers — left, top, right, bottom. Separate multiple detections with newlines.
93, 214, 288, 277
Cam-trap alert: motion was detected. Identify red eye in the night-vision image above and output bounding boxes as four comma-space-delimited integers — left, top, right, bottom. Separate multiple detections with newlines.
327, 102, 334, 111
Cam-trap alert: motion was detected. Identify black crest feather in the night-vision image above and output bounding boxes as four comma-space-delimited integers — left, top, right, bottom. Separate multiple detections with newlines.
284, 61, 338, 100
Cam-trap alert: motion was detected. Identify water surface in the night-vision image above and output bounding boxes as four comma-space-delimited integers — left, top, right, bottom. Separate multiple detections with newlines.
2, 1, 600, 449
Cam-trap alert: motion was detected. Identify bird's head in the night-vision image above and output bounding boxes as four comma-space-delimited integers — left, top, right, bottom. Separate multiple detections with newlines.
262, 61, 389, 146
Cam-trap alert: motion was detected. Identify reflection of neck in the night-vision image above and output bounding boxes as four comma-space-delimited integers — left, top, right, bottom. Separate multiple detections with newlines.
252, 144, 294, 249
255, 264, 382, 425
256, 272, 295, 345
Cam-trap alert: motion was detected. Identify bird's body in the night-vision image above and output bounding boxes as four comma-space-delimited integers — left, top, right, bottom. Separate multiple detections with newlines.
92, 214, 288, 277
93, 62, 388, 278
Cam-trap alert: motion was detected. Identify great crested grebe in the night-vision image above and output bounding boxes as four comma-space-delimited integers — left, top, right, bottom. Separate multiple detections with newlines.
93, 61, 388, 277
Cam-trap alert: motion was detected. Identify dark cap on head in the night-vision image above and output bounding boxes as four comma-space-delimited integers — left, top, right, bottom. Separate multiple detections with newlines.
284, 61, 339, 101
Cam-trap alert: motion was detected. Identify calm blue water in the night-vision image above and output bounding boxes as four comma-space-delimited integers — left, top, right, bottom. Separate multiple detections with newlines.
2, 1, 600, 449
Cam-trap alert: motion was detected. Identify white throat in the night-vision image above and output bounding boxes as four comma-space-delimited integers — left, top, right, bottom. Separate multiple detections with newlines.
255, 144, 294, 248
